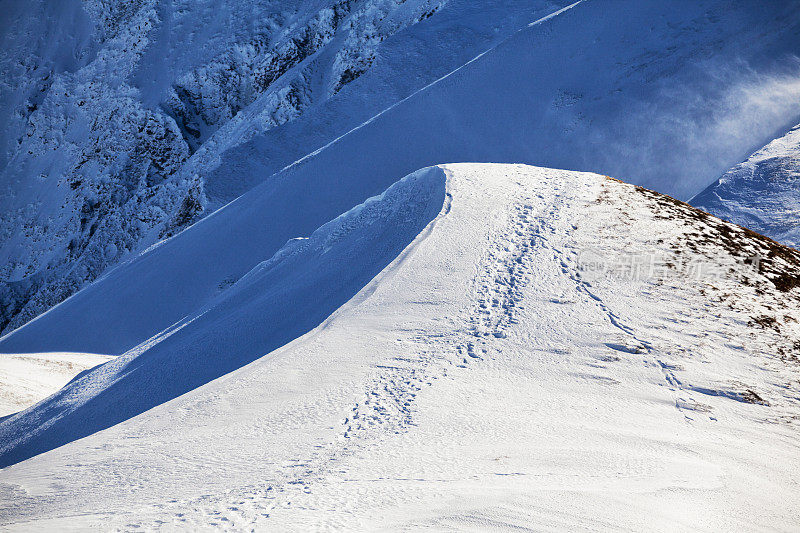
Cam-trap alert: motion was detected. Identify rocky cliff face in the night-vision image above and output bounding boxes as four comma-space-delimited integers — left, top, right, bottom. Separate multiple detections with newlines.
162, 0, 449, 152
0, 0, 199, 332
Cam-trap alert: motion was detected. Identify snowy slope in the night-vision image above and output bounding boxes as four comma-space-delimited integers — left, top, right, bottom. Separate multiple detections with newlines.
0, 352, 112, 418
204, 0, 800, 203
0, 167, 447, 467
1, 164, 799, 530
5, 0, 800, 361
3, 0, 800, 336
692, 123, 800, 249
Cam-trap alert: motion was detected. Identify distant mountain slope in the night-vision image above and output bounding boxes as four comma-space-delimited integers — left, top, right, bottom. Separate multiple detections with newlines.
4, 0, 800, 359
2, 164, 798, 530
0, 0, 570, 335
692, 123, 800, 248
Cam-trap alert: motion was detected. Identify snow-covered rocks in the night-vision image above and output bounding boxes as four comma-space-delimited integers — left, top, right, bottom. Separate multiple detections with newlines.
1, 164, 798, 530
692, 123, 800, 249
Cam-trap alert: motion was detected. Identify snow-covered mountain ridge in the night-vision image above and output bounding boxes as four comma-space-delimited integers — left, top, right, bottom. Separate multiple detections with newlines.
3, 0, 800, 337
1, 163, 798, 529
692, 122, 800, 249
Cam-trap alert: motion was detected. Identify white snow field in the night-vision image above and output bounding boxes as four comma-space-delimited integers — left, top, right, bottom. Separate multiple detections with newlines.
1, 164, 799, 530
693, 122, 800, 249
0, 352, 112, 418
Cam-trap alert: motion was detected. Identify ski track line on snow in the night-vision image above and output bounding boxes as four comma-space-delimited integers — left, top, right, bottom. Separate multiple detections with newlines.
572, 182, 786, 423
553, 188, 700, 421
528, 0, 585, 27
502, 178, 722, 425
557, 249, 652, 356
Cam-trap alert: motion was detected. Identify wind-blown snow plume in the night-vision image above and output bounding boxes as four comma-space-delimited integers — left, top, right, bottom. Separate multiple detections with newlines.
594, 58, 800, 198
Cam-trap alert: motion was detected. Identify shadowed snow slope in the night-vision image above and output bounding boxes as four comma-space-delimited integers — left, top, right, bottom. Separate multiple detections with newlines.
4, 0, 800, 359
1, 164, 799, 530
692, 123, 800, 249
0, 0, 573, 334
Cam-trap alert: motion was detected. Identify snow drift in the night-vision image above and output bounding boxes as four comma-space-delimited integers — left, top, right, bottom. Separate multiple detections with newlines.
0, 167, 446, 468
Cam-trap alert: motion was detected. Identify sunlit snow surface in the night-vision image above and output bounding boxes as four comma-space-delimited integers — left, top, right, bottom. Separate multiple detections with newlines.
2, 0, 800, 529
1, 164, 798, 530
0, 352, 111, 417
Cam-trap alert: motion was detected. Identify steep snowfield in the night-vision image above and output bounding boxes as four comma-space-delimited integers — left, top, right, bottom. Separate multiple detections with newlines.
0, 352, 112, 418
692, 123, 800, 249
0, 167, 447, 467
5, 0, 800, 362
3, 0, 800, 335
1, 164, 799, 530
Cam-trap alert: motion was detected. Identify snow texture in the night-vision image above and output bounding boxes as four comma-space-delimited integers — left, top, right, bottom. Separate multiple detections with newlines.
2, 2, 800, 528
1, 164, 799, 530
5, 0, 800, 359
0, 352, 111, 417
